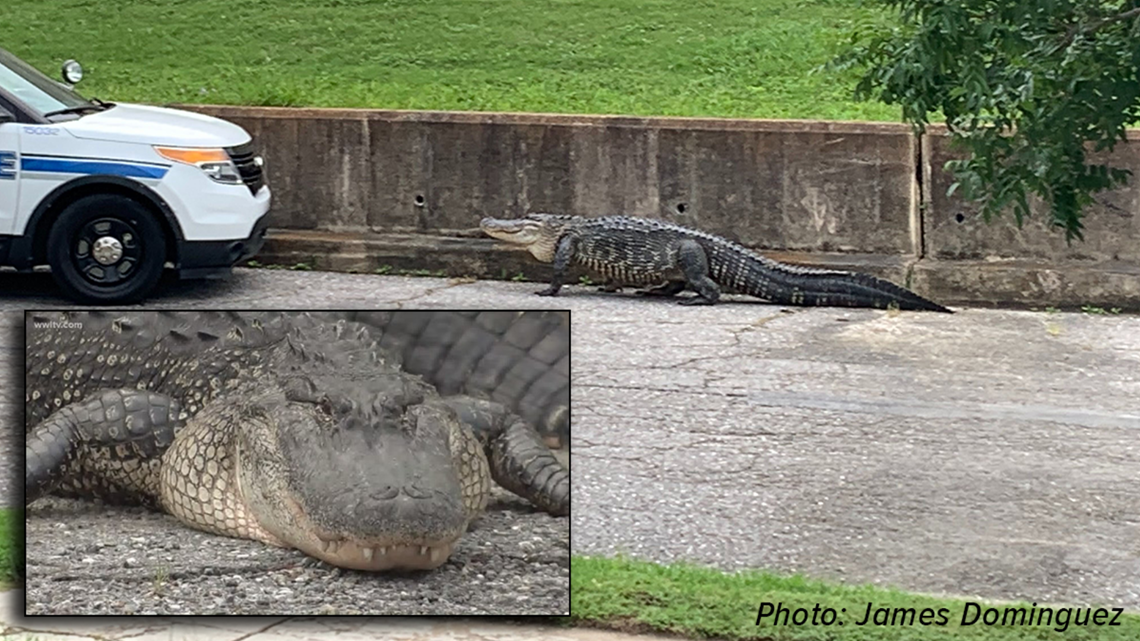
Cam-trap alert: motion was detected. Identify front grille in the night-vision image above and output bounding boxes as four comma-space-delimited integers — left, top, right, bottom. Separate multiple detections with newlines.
226, 141, 265, 196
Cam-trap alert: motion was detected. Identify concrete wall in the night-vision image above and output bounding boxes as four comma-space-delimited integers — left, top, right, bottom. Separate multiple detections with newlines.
179, 105, 1140, 309
186, 106, 919, 255
924, 127, 1140, 263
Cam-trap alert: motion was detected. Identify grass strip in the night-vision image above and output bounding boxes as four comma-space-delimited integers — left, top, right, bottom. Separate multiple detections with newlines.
0, 508, 19, 584
2, 0, 899, 121
571, 555, 1140, 640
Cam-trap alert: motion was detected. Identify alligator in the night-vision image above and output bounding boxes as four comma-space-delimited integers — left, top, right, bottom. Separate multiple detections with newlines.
326, 311, 569, 449
25, 311, 569, 572
481, 214, 952, 312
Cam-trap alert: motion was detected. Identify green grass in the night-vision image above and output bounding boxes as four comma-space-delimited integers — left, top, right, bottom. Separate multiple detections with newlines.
2, 0, 900, 121
571, 556, 1140, 640
0, 508, 18, 585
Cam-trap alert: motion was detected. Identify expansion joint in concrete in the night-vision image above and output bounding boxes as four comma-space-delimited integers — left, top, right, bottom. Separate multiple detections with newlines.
914, 129, 927, 260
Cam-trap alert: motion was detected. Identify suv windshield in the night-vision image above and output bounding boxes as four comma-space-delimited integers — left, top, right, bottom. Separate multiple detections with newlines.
0, 48, 93, 117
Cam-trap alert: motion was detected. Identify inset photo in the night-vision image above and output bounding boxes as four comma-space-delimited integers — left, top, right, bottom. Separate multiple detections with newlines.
23, 310, 569, 616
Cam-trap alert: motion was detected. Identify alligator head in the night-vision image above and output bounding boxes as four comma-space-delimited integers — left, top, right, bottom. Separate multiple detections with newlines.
480, 214, 578, 262
170, 367, 489, 572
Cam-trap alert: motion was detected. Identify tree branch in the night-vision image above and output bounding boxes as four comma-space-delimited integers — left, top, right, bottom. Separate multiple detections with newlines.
1056, 6, 1140, 50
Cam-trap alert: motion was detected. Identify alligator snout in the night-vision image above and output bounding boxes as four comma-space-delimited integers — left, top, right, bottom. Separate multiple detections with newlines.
292, 486, 466, 571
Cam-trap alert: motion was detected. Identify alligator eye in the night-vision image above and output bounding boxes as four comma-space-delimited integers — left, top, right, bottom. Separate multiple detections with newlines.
282, 375, 320, 402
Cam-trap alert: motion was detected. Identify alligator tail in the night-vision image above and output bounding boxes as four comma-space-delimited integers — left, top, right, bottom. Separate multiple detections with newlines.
717, 246, 952, 313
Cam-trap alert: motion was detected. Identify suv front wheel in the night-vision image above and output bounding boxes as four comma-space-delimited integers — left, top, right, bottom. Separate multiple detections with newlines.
47, 194, 167, 304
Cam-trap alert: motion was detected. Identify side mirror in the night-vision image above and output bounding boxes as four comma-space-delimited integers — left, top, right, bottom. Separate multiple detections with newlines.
0, 106, 14, 124
61, 59, 83, 85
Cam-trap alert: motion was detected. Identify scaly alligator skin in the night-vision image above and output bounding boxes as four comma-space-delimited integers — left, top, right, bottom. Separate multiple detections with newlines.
25, 311, 569, 572
332, 311, 569, 449
481, 214, 952, 312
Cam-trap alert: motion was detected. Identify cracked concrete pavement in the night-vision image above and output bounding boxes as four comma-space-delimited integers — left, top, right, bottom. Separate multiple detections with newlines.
564, 292, 1140, 610
4, 269, 1140, 627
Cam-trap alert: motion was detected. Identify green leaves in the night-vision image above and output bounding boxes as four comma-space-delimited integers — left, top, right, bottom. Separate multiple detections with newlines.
836, 0, 1140, 241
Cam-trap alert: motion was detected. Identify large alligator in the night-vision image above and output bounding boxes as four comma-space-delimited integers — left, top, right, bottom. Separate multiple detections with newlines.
481, 214, 952, 312
25, 311, 569, 572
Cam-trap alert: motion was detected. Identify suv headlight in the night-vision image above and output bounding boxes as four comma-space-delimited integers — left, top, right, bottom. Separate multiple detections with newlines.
154, 146, 243, 185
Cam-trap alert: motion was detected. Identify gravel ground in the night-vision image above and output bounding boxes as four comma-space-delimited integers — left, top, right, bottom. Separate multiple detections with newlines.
25, 462, 569, 615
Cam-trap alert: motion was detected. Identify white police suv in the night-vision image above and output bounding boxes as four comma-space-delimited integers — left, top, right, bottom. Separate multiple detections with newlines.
0, 47, 270, 303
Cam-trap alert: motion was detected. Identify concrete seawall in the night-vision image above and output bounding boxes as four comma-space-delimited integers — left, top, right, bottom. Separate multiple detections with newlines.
181, 105, 1140, 309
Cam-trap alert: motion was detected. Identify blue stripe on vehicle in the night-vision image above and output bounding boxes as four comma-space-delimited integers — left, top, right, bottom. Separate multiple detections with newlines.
20, 157, 169, 179
23, 152, 170, 167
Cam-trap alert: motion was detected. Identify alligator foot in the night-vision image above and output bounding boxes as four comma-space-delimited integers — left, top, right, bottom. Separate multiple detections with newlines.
441, 396, 569, 516
488, 417, 570, 515
678, 296, 715, 306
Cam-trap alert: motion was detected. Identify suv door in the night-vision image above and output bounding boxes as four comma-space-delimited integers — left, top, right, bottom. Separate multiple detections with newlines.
0, 105, 18, 235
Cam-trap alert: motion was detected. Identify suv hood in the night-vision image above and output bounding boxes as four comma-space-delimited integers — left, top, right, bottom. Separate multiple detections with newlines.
61, 103, 250, 147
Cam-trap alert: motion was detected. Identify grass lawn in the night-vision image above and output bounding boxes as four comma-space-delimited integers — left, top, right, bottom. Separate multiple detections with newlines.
2, 0, 899, 121
0, 508, 18, 584
572, 556, 1140, 640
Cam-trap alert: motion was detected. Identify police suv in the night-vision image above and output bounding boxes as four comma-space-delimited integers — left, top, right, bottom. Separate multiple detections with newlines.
0, 47, 270, 303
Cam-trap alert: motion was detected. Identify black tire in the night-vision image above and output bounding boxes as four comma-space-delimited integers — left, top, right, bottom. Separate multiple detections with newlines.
47, 194, 167, 304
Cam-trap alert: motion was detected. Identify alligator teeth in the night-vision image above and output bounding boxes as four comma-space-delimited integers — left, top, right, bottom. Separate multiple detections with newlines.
419, 546, 428, 556
362, 547, 374, 561
430, 547, 446, 564
378, 546, 387, 556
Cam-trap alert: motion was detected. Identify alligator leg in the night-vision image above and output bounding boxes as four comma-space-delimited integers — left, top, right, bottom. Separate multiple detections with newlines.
26, 389, 183, 504
676, 239, 721, 305
536, 234, 578, 297
440, 397, 569, 516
